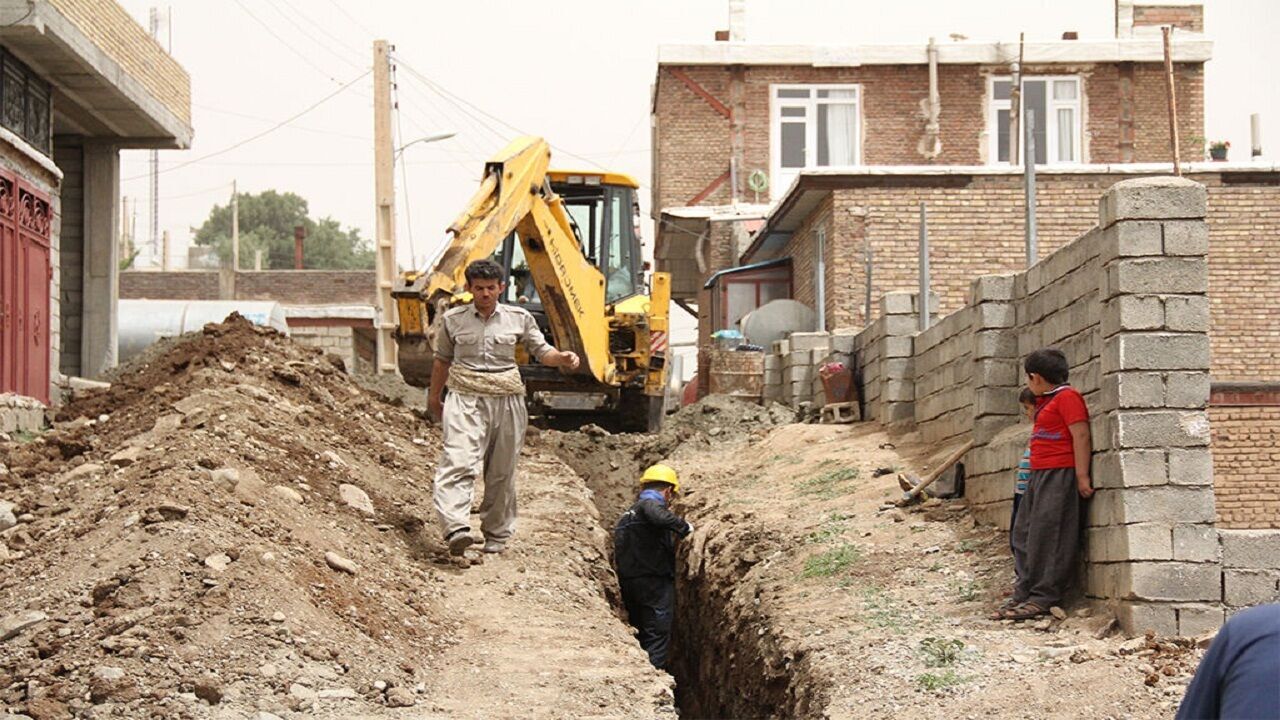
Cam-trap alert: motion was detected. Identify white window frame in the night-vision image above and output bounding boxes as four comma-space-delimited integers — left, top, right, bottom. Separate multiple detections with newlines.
769, 83, 862, 198
987, 75, 1082, 165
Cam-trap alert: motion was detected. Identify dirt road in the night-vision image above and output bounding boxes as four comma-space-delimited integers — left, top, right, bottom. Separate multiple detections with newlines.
0, 317, 671, 719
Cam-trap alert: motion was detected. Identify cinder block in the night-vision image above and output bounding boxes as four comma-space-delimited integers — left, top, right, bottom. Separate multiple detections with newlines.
772, 339, 790, 355
1099, 372, 1164, 411
1102, 334, 1210, 373
883, 379, 913, 402
1177, 605, 1225, 637
1164, 371, 1209, 409
973, 415, 1015, 445
1112, 410, 1210, 448
1101, 295, 1163, 338
882, 358, 913, 379
1167, 448, 1213, 486
1221, 530, 1280, 570
1086, 561, 1123, 599
974, 388, 1018, 417
881, 291, 915, 316
1162, 219, 1209, 256
1172, 524, 1219, 563
883, 401, 914, 424
1092, 449, 1168, 489
973, 358, 1018, 389
1116, 600, 1180, 636
789, 332, 830, 351
968, 274, 1016, 304
883, 336, 913, 358
1223, 569, 1280, 607
1106, 257, 1207, 296
763, 355, 780, 370
1126, 562, 1222, 602
1163, 296, 1210, 333
976, 302, 1016, 329
1088, 486, 1215, 526
1098, 176, 1208, 228
831, 335, 855, 354
1098, 220, 1164, 262
883, 315, 917, 336
1088, 523, 1173, 562
974, 330, 1016, 360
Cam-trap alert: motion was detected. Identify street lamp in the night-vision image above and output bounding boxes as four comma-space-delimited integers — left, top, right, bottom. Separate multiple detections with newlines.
395, 132, 456, 158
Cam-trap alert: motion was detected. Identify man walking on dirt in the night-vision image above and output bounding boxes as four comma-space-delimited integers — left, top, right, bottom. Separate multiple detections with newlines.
429, 259, 580, 556
614, 464, 693, 669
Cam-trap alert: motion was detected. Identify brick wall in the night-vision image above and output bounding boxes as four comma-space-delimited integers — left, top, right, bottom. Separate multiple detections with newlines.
653, 60, 1205, 213
770, 171, 1280, 383
1133, 5, 1205, 33
120, 270, 377, 306
53, 138, 82, 377
47, 0, 191, 127
1211, 402, 1280, 530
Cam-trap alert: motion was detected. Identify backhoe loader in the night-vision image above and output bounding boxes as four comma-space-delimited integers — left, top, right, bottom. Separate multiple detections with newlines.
392, 137, 670, 432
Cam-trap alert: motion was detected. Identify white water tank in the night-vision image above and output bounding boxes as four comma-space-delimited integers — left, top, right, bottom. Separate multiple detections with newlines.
740, 299, 817, 348
118, 300, 289, 364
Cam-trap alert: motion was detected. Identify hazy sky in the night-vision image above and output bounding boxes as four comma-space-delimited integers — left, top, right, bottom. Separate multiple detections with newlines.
114, 0, 1280, 274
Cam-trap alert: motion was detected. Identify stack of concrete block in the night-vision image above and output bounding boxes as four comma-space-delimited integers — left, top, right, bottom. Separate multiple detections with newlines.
0, 393, 46, 434
763, 345, 784, 404
852, 319, 884, 421
1084, 176, 1222, 637
874, 291, 920, 426
1220, 530, 1280, 607
785, 331, 829, 408
912, 303, 974, 445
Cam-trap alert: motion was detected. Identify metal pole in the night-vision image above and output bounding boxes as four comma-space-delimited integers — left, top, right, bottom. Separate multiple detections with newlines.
231, 179, 239, 271
863, 235, 873, 327
815, 228, 827, 332
918, 202, 930, 331
1162, 26, 1182, 176
1252, 113, 1263, 158
1024, 110, 1038, 266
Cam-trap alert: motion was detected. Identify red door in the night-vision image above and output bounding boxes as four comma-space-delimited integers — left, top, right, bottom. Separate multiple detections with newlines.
0, 173, 51, 403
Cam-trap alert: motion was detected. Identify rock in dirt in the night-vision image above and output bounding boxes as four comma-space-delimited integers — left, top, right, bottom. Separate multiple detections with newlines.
385, 686, 416, 707
234, 473, 267, 505
0, 609, 47, 641
273, 485, 304, 504
0, 500, 15, 532
143, 503, 189, 523
90, 665, 136, 703
324, 551, 358, 575
64, 463, 104, 481
204, 553, 232, 572
109, 446, 143, 467
210, 467, 240, 487
1050, 606, 1068, 620
193, 672, 223, 704
339, 483, 374, 515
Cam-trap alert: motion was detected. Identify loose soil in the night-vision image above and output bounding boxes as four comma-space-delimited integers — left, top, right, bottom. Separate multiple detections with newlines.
557, 397, 1206, 720
0, 316, 671, 719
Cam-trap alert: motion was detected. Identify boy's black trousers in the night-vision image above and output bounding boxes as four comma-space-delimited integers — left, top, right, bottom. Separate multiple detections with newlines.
1010, 467, 1081, 608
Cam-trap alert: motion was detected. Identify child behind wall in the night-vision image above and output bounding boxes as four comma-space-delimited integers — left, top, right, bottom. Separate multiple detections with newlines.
1010, 387, 1036, 554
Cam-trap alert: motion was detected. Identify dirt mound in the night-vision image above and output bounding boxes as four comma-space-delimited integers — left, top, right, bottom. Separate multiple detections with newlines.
548, 395, 795, 526
0, 315, 458, 717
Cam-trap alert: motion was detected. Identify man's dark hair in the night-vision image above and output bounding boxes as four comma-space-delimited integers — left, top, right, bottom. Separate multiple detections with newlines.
464, 259, 505, 283
1024, 348, 1069, 385
1019, 387, 1036, 405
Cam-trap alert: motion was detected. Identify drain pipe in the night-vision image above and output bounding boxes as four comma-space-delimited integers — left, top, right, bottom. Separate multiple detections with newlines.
815, 227, 827, 331
918, 37, 942, 160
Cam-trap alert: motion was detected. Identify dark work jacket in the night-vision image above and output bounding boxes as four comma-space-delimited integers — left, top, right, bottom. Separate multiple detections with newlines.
614, 494, 692, 580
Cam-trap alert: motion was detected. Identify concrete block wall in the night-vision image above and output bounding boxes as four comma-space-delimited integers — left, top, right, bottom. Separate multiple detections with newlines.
913, 304, 974, 445
289, 325, 356, 373
851, 291, 920, 425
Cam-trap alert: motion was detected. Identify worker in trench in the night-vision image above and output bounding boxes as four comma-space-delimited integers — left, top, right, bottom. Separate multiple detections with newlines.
613, 464, 694, 669
429, 259, 580, 556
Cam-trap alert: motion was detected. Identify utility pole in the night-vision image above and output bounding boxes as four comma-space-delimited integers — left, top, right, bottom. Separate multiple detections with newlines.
918, 202, 930, 331
231, 180, 239, 271
373, 39, 398, 375
148, 7, 160, 262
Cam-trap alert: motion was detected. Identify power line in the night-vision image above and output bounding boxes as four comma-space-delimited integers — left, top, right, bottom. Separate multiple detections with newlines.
391, 62, 418, 268
324, 0, 378, 41
122, 70, 370, 181
263, 0, 367, 70
232, 0, 351, 86
193, 102, 371, 141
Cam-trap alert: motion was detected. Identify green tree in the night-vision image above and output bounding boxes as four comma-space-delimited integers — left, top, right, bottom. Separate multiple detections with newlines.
193, 190, 373, 270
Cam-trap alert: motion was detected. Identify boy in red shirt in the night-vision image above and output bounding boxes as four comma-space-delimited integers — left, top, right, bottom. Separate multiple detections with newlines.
995, 348, 1093, 621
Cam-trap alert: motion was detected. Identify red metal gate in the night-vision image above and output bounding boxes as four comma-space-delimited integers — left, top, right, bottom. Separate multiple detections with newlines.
0, 172, 52, 403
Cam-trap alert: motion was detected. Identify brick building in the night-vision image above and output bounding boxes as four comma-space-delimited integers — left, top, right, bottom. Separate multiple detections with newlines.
652, 2, 1280, 536
0, 0, 191, 406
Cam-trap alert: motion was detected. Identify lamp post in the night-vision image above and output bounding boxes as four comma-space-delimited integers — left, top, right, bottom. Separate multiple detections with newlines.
395, 132, 456, 159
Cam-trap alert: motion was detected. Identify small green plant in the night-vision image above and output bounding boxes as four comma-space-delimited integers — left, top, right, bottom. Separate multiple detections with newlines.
860, 584, 907, 632
10, 430, 39, 444
801, 543, 861, 578
956, 539, 976, 554
909, 525, 927, 534
769, 454, 800, 465
805, 512, 853, 544
919, 637, 965, 668
916, 670, 965, 692
950, 578, 983, 602
798, 467, 860, 499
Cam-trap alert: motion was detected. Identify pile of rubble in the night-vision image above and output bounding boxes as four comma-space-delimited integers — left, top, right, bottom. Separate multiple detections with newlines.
0, 315, 453, 718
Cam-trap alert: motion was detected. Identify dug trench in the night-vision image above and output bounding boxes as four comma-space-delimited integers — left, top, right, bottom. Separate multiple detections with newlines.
552, 397, 1212, 720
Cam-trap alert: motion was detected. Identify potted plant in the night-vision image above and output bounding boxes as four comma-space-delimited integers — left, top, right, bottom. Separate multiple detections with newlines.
1209, 140, 1230, 161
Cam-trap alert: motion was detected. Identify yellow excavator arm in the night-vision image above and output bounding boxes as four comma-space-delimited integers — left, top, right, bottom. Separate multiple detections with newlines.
393, 137, 612, 384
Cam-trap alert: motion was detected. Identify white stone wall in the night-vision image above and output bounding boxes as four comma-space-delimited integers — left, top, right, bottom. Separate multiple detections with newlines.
289, 326, 356, 373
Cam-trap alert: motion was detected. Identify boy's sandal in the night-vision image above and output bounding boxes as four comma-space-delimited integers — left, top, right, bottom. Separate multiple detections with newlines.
1005, 602, 1048, 621
987, 600, 1021, 620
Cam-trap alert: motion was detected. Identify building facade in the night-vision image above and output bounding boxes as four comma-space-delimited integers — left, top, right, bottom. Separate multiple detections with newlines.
0, 0, 191, 404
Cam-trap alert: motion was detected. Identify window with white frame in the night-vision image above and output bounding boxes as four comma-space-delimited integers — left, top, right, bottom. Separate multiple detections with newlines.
989, 76, 1081, 164
770, 84, 860, 196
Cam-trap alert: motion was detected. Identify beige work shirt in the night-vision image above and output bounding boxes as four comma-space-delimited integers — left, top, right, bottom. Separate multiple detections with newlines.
436, 303, 553, 371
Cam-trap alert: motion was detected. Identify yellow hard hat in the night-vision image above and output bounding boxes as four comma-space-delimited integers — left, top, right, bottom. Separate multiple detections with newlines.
640, 464, 680, 495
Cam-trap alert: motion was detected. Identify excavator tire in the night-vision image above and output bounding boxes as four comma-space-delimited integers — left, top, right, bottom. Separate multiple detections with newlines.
617, 388, 664, 433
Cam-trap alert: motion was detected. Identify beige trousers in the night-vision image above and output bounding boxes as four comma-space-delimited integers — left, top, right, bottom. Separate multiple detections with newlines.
432, 391, 528, 542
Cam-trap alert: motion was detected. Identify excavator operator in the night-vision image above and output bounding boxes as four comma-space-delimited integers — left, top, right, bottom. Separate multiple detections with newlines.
429, 259, 581, 556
